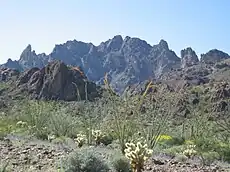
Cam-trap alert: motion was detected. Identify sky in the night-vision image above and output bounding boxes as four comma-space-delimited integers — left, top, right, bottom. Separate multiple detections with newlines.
0, 0, 230, 63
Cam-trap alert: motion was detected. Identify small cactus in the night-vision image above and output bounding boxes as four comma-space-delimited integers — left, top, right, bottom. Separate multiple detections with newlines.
74, 133, 86, 147
48, 134, 56, 142
16, 121, 27, 128
183, 144, 197, 158
92, 130, 105, 145
124, 139, 153, 172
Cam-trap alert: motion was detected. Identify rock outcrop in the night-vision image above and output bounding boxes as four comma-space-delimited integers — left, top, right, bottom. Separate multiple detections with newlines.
0, 68, 20, 81
18, 44, 49, 70
0, 58, 22, 71
201, 49, 230, 64
181, 47, 199, 68
15, 60, 102, 101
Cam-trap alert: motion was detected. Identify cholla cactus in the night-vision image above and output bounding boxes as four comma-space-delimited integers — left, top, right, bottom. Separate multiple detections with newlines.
74, 133, 86, 147
92, 129, 105, 145
16, 121, 27, 128
48, 134, 56, 142
183, 144, 197, 158
124, 139, 153, 172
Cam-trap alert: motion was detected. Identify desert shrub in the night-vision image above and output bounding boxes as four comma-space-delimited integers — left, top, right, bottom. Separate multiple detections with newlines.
174, 153, 188, 163
0, 116, 26, 140
0, 162, 10, 172
214, 142, 230, 162
48, 108, 78, 138
104, 95, 138, 154
12, 100, 53, 139
0, 120, 12, 140
0, 165, 10, 172
157, 134, 185, 148
76, 101, 106, 145
110, 155, 131, 172
170, 136, 185, 146
0, 82, 9, 91
100, 134, 114, 146
62, 146, 132, 172
162, 145, 185, 157
190, 86, 204, 95
192, 138, 230, 162
200, 151, 220, 165
10, 100, 80, 139
63, 148, 109, 172
193, 137, 217, 153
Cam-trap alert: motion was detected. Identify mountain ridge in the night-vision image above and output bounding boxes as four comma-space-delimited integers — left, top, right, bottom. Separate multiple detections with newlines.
1, 35, 230, 92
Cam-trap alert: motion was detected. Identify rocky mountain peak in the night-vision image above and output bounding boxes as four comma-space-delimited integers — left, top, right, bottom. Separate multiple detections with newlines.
159, 39, 169, 50
24, 44, 32, 52
19, 44, 34, 60
201, 49, 230, 64
7, 58, 13, 63
181, 47, 199, 68
18, 44, 49, 70
106, 35, 123, 51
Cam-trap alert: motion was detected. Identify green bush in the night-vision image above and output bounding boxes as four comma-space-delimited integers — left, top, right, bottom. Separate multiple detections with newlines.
158, 135, 185, 148
201, 151, 220, 165
162, 145, 185, 156
9, 100, 79, 140
170, 136, 185, 145
0, 160, 10, 172
63, 148, 109, 172
100, 134, 114, 146
174, 153, 188, 163
110, 155, 130, 172
214, 142, 230, 162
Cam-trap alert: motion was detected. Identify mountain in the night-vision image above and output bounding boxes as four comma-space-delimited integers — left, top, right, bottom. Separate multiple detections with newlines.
1, 35, 230, 93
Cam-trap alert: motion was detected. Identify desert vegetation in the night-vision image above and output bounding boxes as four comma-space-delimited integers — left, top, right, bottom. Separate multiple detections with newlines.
1, 77, 230, 172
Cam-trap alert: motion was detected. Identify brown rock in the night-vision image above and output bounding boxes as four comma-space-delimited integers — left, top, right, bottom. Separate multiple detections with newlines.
15, 60, 102, 101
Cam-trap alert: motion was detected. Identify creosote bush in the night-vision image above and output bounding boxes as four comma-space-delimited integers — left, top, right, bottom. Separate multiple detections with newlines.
63, 148, 109, 172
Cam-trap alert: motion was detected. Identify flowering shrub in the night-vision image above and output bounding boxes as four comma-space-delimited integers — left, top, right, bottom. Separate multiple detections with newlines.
157, 134, 172, 141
